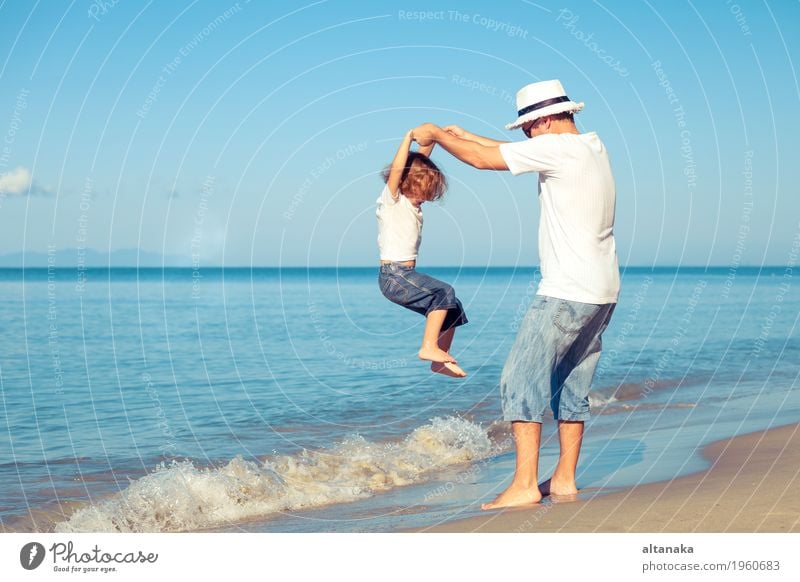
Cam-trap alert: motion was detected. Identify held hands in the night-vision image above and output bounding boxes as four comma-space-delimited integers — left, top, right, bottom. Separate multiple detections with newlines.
411, 123, 439, 147
411, 123, 470, 145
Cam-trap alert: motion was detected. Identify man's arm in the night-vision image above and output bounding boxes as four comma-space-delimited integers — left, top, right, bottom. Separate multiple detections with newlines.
443, 125, 509, 148
414, 123, 509, 171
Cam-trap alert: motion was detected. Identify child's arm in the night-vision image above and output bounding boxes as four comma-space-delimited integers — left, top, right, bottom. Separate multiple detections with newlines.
416, 140, 435, 158
386, 130, 414, 198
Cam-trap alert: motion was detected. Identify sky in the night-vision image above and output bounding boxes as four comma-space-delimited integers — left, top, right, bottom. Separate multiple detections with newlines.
0, 0, 798, 267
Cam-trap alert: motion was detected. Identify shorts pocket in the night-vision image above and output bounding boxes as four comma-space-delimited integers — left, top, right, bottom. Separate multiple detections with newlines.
552, 300, 601, 334
381, 275, 409, 304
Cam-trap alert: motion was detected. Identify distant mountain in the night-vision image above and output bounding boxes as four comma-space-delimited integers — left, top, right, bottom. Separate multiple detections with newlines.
0, 248, 192, 267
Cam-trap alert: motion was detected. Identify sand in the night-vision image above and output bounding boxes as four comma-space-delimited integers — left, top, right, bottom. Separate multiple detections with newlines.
415, 423, 800, 533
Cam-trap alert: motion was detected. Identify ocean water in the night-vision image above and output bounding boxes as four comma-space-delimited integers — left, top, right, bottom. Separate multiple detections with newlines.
0, 266, 797, 532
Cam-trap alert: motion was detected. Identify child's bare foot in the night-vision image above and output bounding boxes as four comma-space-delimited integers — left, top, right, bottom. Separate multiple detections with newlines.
418, 346, 456, 363
431, 361, 467, 378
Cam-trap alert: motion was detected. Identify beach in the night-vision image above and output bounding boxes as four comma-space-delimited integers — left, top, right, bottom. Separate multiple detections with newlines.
416, 423, 800, 533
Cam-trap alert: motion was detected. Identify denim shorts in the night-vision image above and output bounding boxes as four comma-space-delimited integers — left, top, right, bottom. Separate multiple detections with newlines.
501, 295, 615, 423
378, 263, 468, 331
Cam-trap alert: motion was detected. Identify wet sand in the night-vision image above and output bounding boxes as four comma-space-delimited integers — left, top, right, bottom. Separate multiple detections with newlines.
415, 423, 800, 533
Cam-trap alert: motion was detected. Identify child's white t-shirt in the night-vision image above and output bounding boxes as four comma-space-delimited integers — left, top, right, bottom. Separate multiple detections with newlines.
376, 185, 422, 261
499, 131, 620, 304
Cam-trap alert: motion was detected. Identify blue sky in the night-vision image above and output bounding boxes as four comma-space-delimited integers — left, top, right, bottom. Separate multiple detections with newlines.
0, 0, 797, 266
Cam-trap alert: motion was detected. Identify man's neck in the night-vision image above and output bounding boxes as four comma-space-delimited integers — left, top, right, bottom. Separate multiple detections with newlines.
547, 120, 580, 135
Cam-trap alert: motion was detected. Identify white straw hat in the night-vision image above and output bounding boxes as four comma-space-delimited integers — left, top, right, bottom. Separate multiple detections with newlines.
505, 79, 584, 130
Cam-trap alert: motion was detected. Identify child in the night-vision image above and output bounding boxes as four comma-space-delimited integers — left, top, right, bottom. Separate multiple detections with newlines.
376, 130, 468, 378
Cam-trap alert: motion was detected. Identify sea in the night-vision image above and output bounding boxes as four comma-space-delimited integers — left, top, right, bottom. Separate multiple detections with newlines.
0, 266, 797, 532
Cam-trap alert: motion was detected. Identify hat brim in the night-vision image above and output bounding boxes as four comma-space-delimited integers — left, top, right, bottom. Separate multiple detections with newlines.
505, 101, 585, 130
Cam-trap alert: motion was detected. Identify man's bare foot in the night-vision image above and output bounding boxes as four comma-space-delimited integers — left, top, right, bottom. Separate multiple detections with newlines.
418, 346, 456, 363
431, 361, 467, 378
538, 476, 578, 497
481, 482, 542, 510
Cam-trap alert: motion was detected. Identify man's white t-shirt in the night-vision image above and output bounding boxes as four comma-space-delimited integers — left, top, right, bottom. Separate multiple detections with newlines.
376, 184, 423, 261
499, 131, 620, 304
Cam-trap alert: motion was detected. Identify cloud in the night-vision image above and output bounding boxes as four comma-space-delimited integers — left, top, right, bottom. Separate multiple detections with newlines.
0, 167, 52, 197
0, 167, 32, 196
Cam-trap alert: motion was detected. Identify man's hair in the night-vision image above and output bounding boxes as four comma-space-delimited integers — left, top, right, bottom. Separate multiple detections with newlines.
534, 111, 575, 126
547, 111, 575, 123
381, 152, 447, 202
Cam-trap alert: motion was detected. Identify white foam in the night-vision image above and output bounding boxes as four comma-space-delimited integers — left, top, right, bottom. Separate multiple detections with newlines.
55, 416, 493, 532
589, 392, 618, 408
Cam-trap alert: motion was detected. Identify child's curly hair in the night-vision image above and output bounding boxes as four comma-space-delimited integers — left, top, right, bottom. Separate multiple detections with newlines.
382, 152, 447, 202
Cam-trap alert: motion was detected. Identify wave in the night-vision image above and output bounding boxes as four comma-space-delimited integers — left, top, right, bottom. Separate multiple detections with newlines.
594, 402, 697, 415
589, 374, 708, 407
589, 392, 618, 408
54, 416, 493, 533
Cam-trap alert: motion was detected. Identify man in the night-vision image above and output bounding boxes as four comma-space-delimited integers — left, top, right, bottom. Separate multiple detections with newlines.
413, 79, 619, 509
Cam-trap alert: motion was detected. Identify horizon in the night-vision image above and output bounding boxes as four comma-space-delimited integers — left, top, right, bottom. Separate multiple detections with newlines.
1, 246, 791, 270
0, 262, 785, 270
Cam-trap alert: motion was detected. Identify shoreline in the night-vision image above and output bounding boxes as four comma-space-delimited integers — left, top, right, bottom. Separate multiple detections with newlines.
413, 423, 800, 533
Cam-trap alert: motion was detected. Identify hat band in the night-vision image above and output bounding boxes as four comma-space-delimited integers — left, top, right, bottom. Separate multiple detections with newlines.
517, 95, 570, 117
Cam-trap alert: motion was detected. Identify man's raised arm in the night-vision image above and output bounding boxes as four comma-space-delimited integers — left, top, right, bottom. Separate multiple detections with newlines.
413, 123, 509, 171
443, 125, 509, 148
